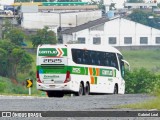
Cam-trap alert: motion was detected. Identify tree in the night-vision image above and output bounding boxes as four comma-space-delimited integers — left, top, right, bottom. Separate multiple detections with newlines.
1, 19, 13, 39
0, 48, 7, 76
31, 27, 57, 47
0, 41, 33, 80
6, 28, 26, 46
127, 9, 160, 29
128, 10, 148, 24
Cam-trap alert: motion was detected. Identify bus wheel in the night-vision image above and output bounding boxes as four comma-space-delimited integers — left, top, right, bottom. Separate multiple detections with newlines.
75, 83, 84, 96
113, 85, 118, 94
85, 83, 90, 95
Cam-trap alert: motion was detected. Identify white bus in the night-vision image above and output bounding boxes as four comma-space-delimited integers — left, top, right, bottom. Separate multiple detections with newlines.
36, 44, 129, 97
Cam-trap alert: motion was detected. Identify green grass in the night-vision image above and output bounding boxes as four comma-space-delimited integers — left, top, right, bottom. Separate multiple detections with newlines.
0, 75, 44, 96
117, 95, 160, 110
0, 76, 28, 94
122, 49, 160, 73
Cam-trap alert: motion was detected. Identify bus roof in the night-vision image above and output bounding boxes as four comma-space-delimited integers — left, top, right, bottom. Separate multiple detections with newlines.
38, 44, 122, 55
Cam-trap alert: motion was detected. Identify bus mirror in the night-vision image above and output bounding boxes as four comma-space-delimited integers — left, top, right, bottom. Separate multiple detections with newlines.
121, 59, 130, 71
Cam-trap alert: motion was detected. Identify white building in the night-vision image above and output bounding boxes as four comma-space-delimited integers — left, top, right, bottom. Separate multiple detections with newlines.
21, 10, 102, 30
104, 0, 127, 9
82, 0, 126, 9
145, 0, 160, 3
83, 0, 160, 9
61, 17, 160, 46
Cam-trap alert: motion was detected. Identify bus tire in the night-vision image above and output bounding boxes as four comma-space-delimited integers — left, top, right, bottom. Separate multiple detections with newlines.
75, 82, 84, 96
85, 82, 90, 95
113, 84, 118, 94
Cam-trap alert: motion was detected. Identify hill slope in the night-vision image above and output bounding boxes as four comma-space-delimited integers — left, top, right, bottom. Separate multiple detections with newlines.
122, 49, 160, 73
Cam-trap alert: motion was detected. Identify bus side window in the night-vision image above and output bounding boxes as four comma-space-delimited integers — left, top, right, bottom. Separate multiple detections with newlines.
81, 50, 85, 64
104, 52, 109, 66
95, 52, 100, 65
107, 53, 112, 67
111, 61, 116, 67
89, 51, 95, 65
99, 52, 105, 66
107, 53, 118, 70
82, 50, 88, 64
72, 49, 78, 63
77, 50, 83, 64
77, 58, 82, 63
88, 50, 93, 65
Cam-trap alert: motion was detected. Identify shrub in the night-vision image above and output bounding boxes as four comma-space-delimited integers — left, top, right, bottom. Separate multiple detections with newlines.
125, 68, 160, 93
0, 82, 6, 92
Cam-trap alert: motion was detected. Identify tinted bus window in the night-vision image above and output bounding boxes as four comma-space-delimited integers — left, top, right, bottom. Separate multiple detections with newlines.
71, 49, 119, 70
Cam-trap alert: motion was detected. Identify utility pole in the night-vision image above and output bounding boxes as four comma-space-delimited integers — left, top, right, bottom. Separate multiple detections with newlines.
57, 12, 62, 43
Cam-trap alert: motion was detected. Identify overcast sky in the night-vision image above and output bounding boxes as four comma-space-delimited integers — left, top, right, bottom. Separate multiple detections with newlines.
0, 0, 14, 5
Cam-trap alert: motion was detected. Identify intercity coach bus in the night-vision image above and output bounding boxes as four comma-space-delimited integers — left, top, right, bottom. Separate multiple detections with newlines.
36, 44, 129, 97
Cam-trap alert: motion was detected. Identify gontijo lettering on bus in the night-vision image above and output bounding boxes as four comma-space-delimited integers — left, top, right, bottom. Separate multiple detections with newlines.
88, 67, 116, 77
38, 48, 67, 56
88, 67, 116, 84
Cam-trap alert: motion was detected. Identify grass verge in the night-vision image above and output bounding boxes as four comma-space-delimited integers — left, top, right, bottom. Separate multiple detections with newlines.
116, 92, 160, 110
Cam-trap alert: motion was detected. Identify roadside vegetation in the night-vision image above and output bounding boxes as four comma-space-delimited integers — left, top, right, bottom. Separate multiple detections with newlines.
124, 68, 160, 94
0, 19, 56, 96
119, 50, 160, 110
122, 50, 160, 93
119, 68, 160, 110
117, 92, 160, 110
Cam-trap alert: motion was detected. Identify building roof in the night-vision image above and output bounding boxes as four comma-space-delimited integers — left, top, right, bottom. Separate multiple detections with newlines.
61, 17, 118, 35
38, 5, 98, 11
62, 16, 160, 35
